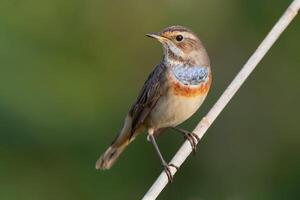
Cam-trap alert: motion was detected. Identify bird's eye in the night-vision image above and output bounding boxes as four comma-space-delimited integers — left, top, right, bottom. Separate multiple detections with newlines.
176, 35, 183, 42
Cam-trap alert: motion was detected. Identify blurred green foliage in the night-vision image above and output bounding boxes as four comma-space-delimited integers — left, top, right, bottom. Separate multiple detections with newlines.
0, 0, 299, 199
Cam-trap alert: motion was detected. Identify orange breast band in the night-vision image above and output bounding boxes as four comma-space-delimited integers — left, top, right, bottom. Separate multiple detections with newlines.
170, 73, 212, 97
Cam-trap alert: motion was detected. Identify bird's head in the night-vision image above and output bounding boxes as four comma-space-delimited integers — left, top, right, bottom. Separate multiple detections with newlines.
146, 26, 210, 66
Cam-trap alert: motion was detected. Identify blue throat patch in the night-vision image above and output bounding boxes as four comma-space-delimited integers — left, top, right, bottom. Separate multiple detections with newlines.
171, 64, 208, 85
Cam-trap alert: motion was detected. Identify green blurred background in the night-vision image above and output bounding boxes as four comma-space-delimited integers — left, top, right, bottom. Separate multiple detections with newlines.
1, 0, 299, 199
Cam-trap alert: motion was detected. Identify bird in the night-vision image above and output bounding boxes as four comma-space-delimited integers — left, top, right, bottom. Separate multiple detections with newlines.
95, 25, 212, 182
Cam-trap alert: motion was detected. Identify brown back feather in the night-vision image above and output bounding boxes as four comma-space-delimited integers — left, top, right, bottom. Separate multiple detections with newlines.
129, 63, 167, 136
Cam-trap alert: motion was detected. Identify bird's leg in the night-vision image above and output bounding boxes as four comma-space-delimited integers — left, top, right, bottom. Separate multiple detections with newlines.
171, 127, 200, 155
148, 134, 178, 183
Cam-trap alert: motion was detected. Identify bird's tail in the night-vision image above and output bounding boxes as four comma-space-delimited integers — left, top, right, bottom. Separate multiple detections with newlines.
95, 141, 129, 170
95, 116, 137, 170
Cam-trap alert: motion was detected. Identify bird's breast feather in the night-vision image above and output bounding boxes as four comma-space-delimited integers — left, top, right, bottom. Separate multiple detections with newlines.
169, 65, 211, 97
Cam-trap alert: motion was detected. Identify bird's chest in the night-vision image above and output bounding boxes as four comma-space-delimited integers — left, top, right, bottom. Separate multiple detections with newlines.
148, 65, 211, 129
168, 65, 211, 97
149, 87, 208, 128
171, 65, 207, 85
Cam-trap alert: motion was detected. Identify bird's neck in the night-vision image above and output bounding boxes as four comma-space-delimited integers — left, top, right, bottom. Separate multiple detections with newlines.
163, 56, 204, 68
163, 50, 210, 67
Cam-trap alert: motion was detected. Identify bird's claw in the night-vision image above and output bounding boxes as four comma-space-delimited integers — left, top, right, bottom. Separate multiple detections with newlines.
163, 163, 178, 183
184, 132, 200, 155
171, 127, 199, 155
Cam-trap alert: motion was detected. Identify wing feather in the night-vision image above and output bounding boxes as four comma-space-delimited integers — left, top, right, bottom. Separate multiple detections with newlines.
129, 63, 166, 135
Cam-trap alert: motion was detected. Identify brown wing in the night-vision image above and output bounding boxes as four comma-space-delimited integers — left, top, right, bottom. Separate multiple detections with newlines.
129, 63, 167, 136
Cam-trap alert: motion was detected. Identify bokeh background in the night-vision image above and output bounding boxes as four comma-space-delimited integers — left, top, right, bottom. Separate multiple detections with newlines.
1, 0, 299, 199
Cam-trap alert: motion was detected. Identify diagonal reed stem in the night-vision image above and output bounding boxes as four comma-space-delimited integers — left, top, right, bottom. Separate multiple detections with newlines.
142, 0, 300, 199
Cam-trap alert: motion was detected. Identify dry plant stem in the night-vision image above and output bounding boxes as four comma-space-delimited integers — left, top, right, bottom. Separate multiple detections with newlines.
142, 0, 300, 199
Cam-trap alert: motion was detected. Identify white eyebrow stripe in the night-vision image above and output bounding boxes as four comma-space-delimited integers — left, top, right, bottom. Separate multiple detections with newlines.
169, 31, 196, 40
181, 32, 197, 40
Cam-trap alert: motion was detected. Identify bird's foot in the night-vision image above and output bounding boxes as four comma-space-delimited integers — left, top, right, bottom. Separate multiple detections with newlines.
172, 127, 199, 155
184, 132, 200, 155
163, 162, 179, 183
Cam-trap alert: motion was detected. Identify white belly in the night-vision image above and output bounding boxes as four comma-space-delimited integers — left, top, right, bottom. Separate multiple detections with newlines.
148, 90, 208, 129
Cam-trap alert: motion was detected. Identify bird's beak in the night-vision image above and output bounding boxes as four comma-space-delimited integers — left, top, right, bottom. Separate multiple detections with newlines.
146, 33, 167, 43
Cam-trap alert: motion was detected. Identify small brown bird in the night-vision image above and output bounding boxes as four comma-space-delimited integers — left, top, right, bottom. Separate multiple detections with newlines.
96, 25, 212, 182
